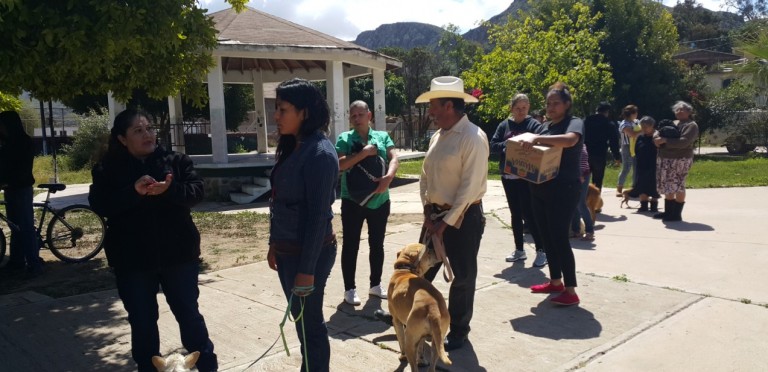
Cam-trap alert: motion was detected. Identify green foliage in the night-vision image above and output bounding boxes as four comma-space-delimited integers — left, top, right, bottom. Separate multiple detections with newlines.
60, 109, 110, 170
0, 0, 245, 104
348, 73, 407, 117
673, 0, 733, 52
33, 155, 92, 185
725, 0, 768, 20
463, 2, 613, 123
179, 84, 254, 131
437, 24, 483, 76
731, 19, 768, 86
0, 91, 21, 111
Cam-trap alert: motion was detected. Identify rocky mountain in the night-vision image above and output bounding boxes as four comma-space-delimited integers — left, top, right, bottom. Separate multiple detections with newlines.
353, 22, 445, 51
462, 0, 531, 44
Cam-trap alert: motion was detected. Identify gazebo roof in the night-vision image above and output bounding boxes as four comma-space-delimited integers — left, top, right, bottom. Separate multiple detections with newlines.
673, 49, 744, 67
209, 7, 400, 73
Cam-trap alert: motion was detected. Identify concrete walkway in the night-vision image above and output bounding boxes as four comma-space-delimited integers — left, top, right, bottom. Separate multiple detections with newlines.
10, 181, 768, 371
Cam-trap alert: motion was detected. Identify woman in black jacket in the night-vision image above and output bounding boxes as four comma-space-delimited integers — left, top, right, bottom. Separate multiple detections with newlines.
0, 111, 42, 275
88, 109, 216, 372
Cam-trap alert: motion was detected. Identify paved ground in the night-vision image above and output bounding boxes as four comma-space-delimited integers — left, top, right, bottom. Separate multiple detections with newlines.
10, 169, 768, 371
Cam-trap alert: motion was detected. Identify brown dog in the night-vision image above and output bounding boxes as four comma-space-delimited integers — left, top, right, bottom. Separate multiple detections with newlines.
586, 183, 603, 222
387, 243, 451, 372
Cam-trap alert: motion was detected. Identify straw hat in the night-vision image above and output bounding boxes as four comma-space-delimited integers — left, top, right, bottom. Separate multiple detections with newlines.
415, 76, 479, 104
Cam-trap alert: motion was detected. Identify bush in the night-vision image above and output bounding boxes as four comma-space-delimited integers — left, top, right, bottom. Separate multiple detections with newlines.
61, 109, 110, 170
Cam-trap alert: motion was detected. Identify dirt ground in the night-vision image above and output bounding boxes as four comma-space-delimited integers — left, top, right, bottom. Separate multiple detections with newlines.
0, 213, 424, 299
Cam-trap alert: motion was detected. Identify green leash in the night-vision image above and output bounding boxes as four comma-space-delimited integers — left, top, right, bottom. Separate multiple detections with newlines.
279, 285, 314, 372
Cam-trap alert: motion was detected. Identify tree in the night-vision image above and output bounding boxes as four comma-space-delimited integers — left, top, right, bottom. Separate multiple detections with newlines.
732, 19, 768, 86
348, 73, 407, 117
463, 2, 614, 125
725, 0, 768, 20
0, 0, 244, 105
673, 0, 733, 53
0, 91, 21, 111
436, 24, 483, 77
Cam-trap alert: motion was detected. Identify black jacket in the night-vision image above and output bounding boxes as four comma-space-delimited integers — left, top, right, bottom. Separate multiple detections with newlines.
88, 148, 204, 271
584, 114, 621, 161
0, 124, 35, 189
489, 116, 544, 174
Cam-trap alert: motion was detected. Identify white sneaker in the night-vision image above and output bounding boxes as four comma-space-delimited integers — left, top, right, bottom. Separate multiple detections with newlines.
369, 284, 388, 299
533, 251, 548, 267
505, 250, 527, 262
344, 289, 361, 305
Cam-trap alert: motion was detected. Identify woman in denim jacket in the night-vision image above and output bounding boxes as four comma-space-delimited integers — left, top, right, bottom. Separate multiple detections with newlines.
267, 78, 339, 372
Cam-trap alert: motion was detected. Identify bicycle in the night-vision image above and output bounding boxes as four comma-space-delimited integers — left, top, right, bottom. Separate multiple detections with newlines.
0, 183, 106, 263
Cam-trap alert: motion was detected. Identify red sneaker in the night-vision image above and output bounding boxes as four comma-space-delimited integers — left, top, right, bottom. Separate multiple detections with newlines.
530, 282, 565, 293
550, 292, 580, 306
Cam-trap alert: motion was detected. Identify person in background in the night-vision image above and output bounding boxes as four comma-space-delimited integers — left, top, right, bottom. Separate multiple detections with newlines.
653, 101, 699, 222
616, 105, 640, 197
531, 109, 546, 124
336, 100, 399, 306
0, 111, 42, 276
583, 102, 621, 190
570, 144, 595, 241
267, 78, 339, 371
489, 94, 547, 267
89, 109, 217, 372
516, 82, 583, 306
627, 116, 661, 213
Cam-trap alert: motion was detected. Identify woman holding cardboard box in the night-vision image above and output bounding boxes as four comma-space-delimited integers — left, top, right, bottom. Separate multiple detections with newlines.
490, 94, 547, 267
515, 82, 584, 306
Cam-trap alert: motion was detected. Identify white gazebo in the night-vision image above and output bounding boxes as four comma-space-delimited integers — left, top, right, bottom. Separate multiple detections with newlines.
108, 6, 401, 165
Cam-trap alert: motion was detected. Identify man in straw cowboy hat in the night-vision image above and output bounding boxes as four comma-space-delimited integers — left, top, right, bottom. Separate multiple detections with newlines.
392, 76, 489, 352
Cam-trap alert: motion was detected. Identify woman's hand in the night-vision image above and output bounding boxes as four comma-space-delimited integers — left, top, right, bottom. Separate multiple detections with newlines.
135, 175, 157, 196
294, 273, 315, 297
267, 245, 277, 270
518, 134, 539, 150
145, 173, 173, 196
373, 173, 394, 194
654, 137, 667, 147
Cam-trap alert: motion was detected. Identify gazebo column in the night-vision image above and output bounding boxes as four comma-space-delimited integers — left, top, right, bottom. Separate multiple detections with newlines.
343, 77, 350, 121
207, 56, 228, 164
167, 95, 186, 153
252, 70, 268, 153
107, 92, 126, 127
326, 60, 345, 142
373, 68, 387, 131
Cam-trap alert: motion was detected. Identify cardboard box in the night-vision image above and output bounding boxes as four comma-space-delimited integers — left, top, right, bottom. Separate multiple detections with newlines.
504, 133, 562, 183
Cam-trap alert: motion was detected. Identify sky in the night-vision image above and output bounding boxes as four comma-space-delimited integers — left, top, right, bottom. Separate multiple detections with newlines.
201, 0, 729, 41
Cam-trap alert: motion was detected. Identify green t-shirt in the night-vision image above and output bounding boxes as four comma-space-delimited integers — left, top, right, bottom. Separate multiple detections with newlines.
336, 127, 395, 209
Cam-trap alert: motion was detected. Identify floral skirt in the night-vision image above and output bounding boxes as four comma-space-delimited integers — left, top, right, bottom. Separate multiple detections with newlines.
656, 157, 693, 195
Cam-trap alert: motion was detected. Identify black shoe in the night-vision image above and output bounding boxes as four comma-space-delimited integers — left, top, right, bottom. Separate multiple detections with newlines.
650, 200, 659, 212
444, 335, 467, 351
374, 309, 393, 327
654, 199, 671, 219
638, 201, 649, 212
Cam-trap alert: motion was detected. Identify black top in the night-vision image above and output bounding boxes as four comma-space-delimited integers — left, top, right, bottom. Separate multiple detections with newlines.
635, 134, 657, 170
0, 131, 35, 189
490, 116, 544, 174
583, 113, 621, 161
88, 147, 204, 271
269, 130, 339, 275
541, 116, 584, 183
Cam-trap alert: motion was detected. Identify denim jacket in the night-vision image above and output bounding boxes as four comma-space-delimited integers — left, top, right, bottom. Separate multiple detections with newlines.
269, 131, 339, 275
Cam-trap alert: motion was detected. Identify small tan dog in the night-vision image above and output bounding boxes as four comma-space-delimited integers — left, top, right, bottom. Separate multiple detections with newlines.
586, 183, 603, 222
152, 351, 199, 372
388, 243, 451, 372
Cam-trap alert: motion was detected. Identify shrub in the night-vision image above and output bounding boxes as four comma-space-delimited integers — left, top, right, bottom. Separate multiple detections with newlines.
61, 109, 110, 170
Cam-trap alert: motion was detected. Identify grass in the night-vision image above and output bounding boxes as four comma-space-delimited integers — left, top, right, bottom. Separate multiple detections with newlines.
397, 153, 768, 188
612, 274, 630, 282
33, 155, 92, 185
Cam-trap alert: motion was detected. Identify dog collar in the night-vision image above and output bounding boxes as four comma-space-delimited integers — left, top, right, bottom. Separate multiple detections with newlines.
394, 263, 415, 271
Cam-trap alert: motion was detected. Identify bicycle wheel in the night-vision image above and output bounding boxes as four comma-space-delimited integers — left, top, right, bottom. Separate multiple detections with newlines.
46, 205, 105, 263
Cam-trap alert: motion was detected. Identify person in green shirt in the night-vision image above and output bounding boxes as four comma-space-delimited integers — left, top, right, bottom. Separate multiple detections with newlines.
336, 100, 399, 306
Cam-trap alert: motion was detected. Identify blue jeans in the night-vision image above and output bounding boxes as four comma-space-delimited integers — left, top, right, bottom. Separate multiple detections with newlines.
617, 144, 636, 188
4, 186, 40, 269
571, 174, 595, 234
115, 262, 217, 372
275, 243, 337, 372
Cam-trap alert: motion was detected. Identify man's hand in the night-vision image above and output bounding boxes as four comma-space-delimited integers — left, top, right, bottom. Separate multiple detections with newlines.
428, 220, 449, 239
373, 173, 394, 194
294, 273, 315, 297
